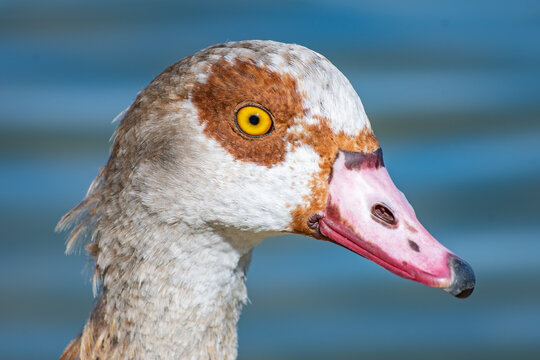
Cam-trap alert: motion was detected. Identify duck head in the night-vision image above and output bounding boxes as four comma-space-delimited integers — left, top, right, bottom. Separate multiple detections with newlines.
76, 40, 474, 298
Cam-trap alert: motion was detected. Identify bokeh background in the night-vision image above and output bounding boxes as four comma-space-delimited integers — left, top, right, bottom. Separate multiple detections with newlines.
1, 0, 539, 359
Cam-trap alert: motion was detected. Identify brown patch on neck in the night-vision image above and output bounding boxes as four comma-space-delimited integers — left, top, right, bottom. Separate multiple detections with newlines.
191, 58, 305, 167
288, 116, 379, 235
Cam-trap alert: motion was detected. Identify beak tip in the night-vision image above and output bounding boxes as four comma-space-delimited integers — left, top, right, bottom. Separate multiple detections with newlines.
454, 287, 475, 299
444, 255, 476, 298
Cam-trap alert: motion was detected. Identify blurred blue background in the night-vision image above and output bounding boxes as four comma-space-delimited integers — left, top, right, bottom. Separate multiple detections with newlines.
1, 0, 539, 359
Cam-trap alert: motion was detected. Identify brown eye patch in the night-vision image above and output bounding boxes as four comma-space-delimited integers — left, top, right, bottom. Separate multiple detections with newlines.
190, 56, 381, 237
191, 58, 305, 167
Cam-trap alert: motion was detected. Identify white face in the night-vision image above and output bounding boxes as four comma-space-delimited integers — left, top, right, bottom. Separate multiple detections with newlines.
116, 40, 474, 297
135, 41, 379, 233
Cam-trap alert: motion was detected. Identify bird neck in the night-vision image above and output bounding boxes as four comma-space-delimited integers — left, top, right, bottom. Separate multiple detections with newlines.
79, 221, 262, 359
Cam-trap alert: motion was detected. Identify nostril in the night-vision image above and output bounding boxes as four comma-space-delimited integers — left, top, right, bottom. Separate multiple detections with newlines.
371, 203, 397, 227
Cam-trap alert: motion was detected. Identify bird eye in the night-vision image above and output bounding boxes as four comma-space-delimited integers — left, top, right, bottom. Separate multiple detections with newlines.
235, 105, 273, 137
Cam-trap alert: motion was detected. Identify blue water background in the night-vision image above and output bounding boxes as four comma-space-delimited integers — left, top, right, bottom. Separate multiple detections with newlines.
1, 0, 539, 359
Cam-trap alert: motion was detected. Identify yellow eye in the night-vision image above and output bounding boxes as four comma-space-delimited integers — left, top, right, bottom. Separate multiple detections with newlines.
235, 105, 273, 137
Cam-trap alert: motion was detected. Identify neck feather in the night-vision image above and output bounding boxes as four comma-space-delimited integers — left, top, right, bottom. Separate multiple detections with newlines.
74, 220, 261, 360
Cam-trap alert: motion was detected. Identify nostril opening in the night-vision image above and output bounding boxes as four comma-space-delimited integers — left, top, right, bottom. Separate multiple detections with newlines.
371, 203, 397, 227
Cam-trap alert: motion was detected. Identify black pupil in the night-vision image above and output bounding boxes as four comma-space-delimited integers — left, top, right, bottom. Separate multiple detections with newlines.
249, 114, 260, 125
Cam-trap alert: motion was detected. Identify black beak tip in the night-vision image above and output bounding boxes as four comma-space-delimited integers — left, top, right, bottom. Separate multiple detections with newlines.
446, 256, 476, 299
454, 287, 474, 299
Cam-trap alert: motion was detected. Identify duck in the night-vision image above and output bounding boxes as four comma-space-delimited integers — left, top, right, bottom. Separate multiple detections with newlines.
58, 40, 475, 360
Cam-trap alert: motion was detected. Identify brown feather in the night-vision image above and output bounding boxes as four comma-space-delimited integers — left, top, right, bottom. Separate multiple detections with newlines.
59, 334, 81, 360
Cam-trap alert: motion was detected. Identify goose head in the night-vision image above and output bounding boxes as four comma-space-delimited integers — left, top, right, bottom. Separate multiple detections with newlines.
65, 40, 473, 296
106, 40, 472, 297
60, 40, 476, 359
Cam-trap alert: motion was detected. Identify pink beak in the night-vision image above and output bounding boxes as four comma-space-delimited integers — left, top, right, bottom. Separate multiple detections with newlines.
314, 149, 475, 298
